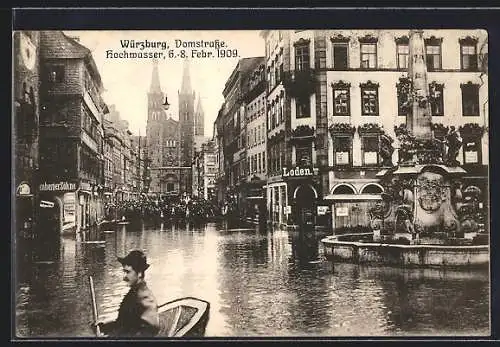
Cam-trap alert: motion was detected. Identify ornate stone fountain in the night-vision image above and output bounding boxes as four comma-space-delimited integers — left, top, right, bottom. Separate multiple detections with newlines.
368, 30, 486, 245
322, 30, 488, 267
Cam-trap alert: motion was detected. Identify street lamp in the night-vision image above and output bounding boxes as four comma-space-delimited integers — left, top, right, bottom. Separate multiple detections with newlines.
162, 95, 170, 110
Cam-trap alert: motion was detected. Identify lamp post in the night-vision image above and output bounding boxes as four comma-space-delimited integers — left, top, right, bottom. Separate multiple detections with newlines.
161, 95, 170, 198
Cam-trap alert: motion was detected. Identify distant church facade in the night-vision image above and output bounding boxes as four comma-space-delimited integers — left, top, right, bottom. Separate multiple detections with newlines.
146, 58, 204, 197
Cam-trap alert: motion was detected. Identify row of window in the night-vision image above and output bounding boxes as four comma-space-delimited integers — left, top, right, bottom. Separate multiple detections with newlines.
293, 36, 481, 71
330, 133, 483, 167
163, 139, 178, 148
247, 65, 266, 91
268, 60, 285, 90
330, 80, 481, 117
248, 151, 266, 175
240, 132, 484, 176
268, 142, 287, 176
80, 144, 102, 180
247, 124, 266, 148
268, 95, 285, 130
82, 104, 103, 146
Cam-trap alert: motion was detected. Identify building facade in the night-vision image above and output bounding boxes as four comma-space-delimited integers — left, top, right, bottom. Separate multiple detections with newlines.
260, 29, 488, 232
103, 118, 114, 203
178, 59, 196, 196
146, 59, 196, 198
38, 31, 107, 243
13, 31, 40, 257
201, 140, 217, 202
221, 57, 265, 218
261, 30, 293, 229
146, 59, 182, 196
213, 106, 225, 207
242, 61, 267, 223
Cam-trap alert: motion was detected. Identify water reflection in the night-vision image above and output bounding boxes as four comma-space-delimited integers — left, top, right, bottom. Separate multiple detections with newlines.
15, 223, 490, 337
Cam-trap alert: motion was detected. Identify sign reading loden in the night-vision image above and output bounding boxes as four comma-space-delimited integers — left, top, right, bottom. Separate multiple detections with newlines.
282, 166, 319, 178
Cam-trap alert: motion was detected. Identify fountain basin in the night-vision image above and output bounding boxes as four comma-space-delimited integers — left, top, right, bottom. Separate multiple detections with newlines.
321, 233, 489, 268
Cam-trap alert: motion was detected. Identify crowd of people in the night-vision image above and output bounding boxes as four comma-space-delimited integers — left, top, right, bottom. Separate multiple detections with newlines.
103, 195, 221, 225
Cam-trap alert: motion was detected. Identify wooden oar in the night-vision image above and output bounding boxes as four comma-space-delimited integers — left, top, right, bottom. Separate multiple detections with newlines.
88, 276, 101, 337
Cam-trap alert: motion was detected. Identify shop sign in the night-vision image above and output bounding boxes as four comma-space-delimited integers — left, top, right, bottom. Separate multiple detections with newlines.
40, 200, 55, 208
39, 181, 77, 192
336, 206, 349, 217
464, 151, 478, 164
16, 182, 31, 196
282, 166, 318, 178
336, 152, 349, 165
317, 206, 329, 216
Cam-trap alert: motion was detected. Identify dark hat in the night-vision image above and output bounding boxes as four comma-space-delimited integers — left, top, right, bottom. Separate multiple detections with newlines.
117, 250, 150, 272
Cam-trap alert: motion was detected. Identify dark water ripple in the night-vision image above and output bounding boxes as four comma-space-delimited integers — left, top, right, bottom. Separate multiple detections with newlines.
14, 223, 490, 337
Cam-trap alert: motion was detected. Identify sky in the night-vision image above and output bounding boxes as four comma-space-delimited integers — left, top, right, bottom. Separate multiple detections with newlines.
65, 30, 265, 137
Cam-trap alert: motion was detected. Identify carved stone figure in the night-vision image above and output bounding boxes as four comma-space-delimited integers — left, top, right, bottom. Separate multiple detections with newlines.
395, 205, 415, 234
445, 126, 463, 166
379, 133, 394, 167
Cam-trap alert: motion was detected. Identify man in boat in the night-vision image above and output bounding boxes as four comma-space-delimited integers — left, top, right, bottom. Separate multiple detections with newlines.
92, 250, 160, 337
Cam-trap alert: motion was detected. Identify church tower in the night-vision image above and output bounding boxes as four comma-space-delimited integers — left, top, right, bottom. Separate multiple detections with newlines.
178, 58, 196, 172
146, 58, 166, 194
194, 95, 205, 136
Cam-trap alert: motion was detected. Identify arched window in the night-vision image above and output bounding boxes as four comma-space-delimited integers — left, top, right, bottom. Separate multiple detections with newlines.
332, 184, 356, 195
361, 184, 383, 194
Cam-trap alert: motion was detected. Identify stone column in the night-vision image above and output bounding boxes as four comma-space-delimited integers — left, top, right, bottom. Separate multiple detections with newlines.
407, 30, 433, 140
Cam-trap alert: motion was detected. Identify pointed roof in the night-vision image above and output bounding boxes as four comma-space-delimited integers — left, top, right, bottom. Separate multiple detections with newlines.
150, 58, 162, 93
180, 58, 192, 94
196, 95, 204, 114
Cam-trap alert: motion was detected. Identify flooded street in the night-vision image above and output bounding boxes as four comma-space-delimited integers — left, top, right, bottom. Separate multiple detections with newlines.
15, 222, 490, 337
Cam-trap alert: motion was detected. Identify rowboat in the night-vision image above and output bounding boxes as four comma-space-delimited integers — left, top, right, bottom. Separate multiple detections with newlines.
157, 297, 210, 337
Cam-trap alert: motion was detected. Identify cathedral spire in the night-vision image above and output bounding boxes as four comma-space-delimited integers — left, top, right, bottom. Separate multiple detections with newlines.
195, 95, 205, 136
150, 58, 162, 93
180, 58, 192, 95
196, 95, 203, 114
